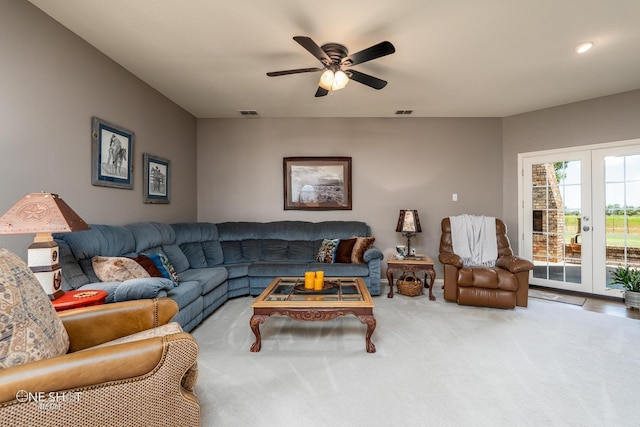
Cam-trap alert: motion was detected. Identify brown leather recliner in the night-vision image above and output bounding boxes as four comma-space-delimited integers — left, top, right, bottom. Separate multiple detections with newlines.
439, 217, 534, 308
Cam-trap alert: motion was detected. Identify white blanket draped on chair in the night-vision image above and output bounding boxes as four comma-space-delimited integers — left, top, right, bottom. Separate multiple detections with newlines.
450, 214, 497, 267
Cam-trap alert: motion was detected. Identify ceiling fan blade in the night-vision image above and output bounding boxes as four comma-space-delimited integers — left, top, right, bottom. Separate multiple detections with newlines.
293, 36, 332, 66
347, 69, 388, 90
315, 87, 329, 97
342, 41, 395, 67
267, 67, 324, 77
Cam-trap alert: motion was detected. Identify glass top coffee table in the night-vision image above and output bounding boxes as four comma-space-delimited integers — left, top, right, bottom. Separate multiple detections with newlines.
250, 277, 376, 353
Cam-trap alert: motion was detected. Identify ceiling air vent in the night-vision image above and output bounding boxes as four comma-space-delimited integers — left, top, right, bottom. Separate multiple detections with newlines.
238, 110, 258, 116
395, 110, 413, 115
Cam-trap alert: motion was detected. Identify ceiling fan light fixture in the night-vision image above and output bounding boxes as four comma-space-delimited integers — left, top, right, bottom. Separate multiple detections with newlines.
332, 70, 349, 91
319, 70, 335, 90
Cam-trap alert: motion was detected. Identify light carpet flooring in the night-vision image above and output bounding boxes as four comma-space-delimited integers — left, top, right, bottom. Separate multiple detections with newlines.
192, 286, 640, 427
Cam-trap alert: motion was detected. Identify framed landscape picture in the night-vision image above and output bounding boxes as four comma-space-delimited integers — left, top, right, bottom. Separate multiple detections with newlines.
91, 117, 135, 189
283, 157, 352, 210
143, 153, 170, 204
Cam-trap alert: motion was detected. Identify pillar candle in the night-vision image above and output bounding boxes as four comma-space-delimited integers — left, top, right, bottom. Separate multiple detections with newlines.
316, 270, 324, 281
314, 277, 323, 291
304, 271, 315, 289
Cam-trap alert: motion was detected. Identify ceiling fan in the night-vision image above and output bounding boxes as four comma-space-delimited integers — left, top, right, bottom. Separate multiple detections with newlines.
267, 36, 395, 97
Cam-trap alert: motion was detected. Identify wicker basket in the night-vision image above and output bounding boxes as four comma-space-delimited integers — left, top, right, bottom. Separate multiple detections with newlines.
397, 272, 423, 297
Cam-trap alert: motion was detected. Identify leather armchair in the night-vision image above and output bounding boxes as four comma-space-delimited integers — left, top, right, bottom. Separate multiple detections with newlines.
0, 298, 200, 426
439, 217, 533, 308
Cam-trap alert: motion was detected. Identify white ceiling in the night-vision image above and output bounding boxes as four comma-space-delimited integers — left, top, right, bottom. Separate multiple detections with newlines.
29, 0, 640, 118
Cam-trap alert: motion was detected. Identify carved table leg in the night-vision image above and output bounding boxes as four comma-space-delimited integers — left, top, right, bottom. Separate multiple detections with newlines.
250, 314, 266, 352
386, 267, 396, 298
425, 268, 436, 301
358, 314, 377, 353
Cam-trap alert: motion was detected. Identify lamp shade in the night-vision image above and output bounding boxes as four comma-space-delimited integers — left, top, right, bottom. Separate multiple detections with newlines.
396, 209, 422, 234
0, 192, 89, 235
0, 192, 90, 300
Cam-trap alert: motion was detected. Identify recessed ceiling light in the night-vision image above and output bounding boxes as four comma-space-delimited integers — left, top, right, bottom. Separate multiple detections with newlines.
575, 41, 594, 54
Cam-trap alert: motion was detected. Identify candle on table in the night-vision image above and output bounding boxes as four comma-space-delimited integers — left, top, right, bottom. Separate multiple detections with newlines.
304, 271, 315, 289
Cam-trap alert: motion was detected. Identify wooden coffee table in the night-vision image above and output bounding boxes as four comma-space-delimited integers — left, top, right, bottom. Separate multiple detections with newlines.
250, 277, 376, 353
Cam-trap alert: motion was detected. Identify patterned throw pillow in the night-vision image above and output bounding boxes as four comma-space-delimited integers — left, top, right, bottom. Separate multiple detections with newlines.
351, 236, 376, 263
0, 248, 69, 369
335, 238, 357, 263
144, 253, 180, 284
92, 256, 151, 282
315, 238, 340, 263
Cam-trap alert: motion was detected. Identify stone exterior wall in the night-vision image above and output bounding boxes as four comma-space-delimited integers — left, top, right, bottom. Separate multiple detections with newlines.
532, 163, 564, 262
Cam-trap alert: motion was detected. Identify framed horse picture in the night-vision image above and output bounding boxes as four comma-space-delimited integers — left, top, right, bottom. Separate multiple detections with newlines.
143, 153, 170, 204
91, 117, 135, 189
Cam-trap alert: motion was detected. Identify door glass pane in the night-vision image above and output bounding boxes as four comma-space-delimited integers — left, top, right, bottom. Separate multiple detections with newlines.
605, 155, 640, 289
531, 162, 582, 284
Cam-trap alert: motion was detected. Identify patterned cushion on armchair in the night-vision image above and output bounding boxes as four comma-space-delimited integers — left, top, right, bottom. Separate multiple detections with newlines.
0, 248, 69, 368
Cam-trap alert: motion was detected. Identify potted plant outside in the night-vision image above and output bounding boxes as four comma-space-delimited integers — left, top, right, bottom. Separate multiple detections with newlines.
610, 266, 640, 309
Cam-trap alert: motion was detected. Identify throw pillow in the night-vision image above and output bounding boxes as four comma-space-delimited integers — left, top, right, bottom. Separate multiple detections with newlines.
335, 238, 357, 263
130, 254, 164, 277
92, 256, 151, 282
144, 252, 180, 284
315, 238, 340, 263
351, 236, 376, 263
0, 248, 70, 369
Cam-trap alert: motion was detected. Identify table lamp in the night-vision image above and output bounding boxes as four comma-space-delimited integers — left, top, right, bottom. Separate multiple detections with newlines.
396, 209, 422, 259
0, 192, 90, 300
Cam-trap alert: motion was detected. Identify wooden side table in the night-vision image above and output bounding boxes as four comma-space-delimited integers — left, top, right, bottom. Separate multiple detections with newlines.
386, 254, 436, 300
52, 290, 108, 312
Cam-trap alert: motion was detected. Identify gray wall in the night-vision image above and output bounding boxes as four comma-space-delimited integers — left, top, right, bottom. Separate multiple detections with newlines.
0, 1, 198, 258
502, 89, 640, 246
197, 117, 503, 275
4, 1, 640, 277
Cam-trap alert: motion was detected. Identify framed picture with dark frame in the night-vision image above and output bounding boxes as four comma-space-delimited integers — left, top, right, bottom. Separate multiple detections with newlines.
143, 153, 170, 204
283, 156, 352, 210
91, 117, 135, 189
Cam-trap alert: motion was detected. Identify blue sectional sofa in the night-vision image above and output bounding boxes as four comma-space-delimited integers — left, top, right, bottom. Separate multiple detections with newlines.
54, 221, 383, 332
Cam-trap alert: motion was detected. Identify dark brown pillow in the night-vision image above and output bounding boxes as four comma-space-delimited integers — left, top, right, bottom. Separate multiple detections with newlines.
335, 238, 357, 263
130, 254, 165, 277
351, 236, 376, 263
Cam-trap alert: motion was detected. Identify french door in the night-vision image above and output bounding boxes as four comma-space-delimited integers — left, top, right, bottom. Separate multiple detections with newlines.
520, 139, 640, 297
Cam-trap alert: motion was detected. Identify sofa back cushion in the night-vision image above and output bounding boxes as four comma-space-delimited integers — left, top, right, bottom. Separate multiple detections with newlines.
262, 239, 288, 261
172, 223, 224, 267
0, 249, 69, 369
217, 221, 372, 263
54, 224, 137, 286
125, 222, 176, 253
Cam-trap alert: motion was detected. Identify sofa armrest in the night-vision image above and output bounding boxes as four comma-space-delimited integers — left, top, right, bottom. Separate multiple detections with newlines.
59, 298, 178, 352
439, 252, 463, 268
363, 246, 384, 263
496, 255, 534, 274
0, 332, 196, 404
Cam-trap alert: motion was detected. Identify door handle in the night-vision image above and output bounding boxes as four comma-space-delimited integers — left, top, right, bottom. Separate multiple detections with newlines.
583, 226, 590, 232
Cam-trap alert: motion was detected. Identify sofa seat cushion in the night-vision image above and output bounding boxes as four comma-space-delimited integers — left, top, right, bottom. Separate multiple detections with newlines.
0, 249, 69, 369
248, 261, 309, 277
457, 267, 518, 291
178, 267, 228, 294
166, 280, 202, 309
306, 262, 370, 277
